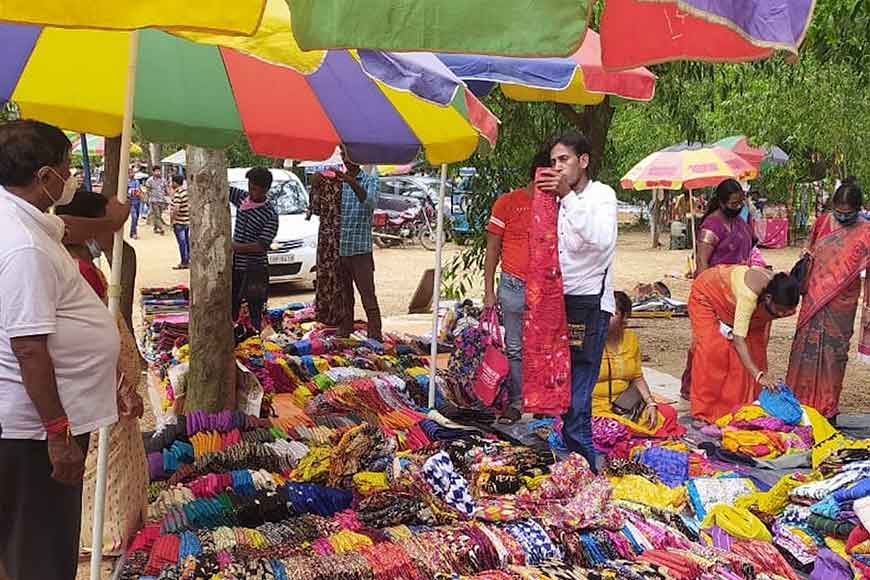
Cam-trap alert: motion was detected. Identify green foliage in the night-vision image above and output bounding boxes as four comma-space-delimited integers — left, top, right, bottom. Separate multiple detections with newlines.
443, 1, 870, 298
441, 93, 573, 297
225, 137, 284, 169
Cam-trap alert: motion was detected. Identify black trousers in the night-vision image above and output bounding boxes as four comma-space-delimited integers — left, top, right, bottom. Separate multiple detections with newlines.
0, 434, 90, 580
232, 268, 269, 331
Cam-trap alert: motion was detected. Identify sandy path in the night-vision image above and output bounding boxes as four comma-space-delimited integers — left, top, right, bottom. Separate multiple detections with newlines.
126, 226, 869, 412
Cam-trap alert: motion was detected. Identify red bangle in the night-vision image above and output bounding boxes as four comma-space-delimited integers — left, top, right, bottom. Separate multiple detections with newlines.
43, 415, 70, 436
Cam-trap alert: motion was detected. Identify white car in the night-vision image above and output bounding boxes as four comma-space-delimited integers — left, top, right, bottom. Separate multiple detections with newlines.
228, 168, 318, 287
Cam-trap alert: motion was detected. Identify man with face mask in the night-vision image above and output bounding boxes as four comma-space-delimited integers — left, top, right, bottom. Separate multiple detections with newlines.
0, 120, 124, 580
535, 132, 618, 471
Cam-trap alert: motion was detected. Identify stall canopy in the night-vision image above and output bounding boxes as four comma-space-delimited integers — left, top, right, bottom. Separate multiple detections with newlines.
0, 23, 497, 165
288, 0, 815, 69
437, 30, 656, 105
0, 0, 265, 33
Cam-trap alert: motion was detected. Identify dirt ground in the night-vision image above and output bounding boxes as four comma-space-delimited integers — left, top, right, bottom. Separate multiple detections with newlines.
125, 225, 869, 413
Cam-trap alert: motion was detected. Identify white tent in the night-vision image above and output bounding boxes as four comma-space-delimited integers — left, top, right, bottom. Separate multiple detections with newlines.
161, 149, 186, 166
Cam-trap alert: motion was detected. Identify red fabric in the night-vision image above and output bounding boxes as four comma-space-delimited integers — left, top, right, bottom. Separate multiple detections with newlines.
486, 188, 531, 280
220, 47, 340, 161
600, 0, 772, 71
787, 217, 870, 416
521, 182, 570, 415
756, 217, 788, 249
688, 265, 773, 422
77, 258, 107, 300
572, 29, 656, 101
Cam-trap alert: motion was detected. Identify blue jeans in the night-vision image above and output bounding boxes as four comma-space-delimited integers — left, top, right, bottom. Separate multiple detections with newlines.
129, 197, 141, 237
497, 272, 526, 410
173, 224, 190, 265
561, 294, 611, 471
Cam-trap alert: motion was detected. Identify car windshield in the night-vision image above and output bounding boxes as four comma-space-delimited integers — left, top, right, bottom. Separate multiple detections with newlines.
269, 181, 308, 215
230, 179, 308, 215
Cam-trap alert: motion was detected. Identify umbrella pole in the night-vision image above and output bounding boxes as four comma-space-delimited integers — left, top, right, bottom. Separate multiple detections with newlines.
428, 163, 448, 409
89, 30, 139, 580
80, 134, 93, 191
688, 189, 697, 274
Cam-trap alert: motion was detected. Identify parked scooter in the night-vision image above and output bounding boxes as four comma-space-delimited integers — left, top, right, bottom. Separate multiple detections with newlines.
373, 196, 446, 251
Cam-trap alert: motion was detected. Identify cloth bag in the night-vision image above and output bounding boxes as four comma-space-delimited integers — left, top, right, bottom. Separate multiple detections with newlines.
472, 307, 509, 407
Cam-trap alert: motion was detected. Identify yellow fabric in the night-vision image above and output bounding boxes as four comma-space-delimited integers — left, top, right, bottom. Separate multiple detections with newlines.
735, 473, 810, 515
813, 434, 870, 470
716, 404, 768, 428
502, 68, 605, 105
176, 0, 325, 73
0, 0, 265, 35
13, 28, 127, 136
730, 265, 758, 338
700, 504, 772, 542
591, 331, 667, 436
609, 475, 687, 511
803, 405, 837, 445
377, 78, 483, 165
328, 530, 373, 553
722, 429, 783, 460
352, 471, 389, 495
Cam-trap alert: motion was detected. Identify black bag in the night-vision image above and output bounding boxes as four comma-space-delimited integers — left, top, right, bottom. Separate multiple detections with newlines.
790, 253, 814, 295
607, 354, 646, 423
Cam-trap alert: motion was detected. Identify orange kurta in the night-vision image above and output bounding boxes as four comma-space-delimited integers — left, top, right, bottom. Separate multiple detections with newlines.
688, 265, 774, 422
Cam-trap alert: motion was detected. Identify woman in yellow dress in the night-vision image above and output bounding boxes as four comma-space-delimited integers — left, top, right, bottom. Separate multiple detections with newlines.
591, 292, 685, 438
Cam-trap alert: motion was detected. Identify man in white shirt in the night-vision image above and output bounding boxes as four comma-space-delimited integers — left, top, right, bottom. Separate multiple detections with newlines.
0, 120, 125, 580
536, 132, 618, 470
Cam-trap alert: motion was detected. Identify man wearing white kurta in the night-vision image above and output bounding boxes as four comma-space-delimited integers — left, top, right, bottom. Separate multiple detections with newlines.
536, 132, 618, 471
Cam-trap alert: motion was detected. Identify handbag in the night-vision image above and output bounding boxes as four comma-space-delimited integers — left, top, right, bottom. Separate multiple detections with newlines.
472, 307, 509, 407
607, 353, 646, 423
790, 252, 813, 295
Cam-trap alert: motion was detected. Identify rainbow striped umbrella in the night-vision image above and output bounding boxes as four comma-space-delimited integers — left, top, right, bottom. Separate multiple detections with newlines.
621, 146, 758, 191
0, 2, 497, 164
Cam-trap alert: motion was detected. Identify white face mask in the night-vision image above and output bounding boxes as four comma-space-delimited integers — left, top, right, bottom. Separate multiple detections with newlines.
42, 167, 77, 207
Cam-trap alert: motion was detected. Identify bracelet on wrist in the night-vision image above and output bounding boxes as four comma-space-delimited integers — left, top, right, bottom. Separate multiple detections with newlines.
43, 415, 70, 437
754, 370, 765, 384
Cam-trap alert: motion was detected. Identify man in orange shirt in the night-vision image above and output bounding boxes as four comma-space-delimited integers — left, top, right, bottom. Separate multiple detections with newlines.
483, 152, 550, 423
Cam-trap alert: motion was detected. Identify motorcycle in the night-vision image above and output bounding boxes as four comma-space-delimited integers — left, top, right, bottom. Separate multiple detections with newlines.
373, 196, 447, 251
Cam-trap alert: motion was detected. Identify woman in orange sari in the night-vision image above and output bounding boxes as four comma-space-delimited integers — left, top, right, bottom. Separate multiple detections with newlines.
689, 265, 799, 422
787, 180, 870, 419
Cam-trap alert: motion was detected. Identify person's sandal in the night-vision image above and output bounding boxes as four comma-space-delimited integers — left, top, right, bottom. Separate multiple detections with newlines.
497, 407, 522, 425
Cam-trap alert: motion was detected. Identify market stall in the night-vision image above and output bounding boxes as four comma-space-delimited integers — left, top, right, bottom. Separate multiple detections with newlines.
119, 300, 870, 579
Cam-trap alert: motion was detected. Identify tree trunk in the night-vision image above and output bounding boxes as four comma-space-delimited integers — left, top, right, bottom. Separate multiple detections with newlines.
101, 137, 138, 331
148, 143, 162, 168
650, 188, 661, 249
184, 146, 234, 413
555, 98, 616, 179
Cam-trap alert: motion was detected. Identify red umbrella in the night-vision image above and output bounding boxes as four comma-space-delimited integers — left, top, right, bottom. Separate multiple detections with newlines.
713, 136, 766, 170
600, 0, 769, 70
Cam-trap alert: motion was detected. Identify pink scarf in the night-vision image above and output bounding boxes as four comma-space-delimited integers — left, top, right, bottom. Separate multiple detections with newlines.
240, 198, 266, 211
521, 184, 571, 415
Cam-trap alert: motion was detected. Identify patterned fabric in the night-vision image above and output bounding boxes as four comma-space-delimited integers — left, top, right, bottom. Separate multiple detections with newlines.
422, 451, 477, 517
522, 183, 570, 415
309, 175, 347, 327
339, 170, 379, 257
504, 519, 563, 565
787, 215, 870, 417
686, 477, 756, 520
637, 447, 689, 488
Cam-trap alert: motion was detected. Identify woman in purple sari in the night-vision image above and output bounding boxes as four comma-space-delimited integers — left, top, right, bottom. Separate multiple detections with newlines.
695, 179, 754, 273
682, 179, 754, 398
